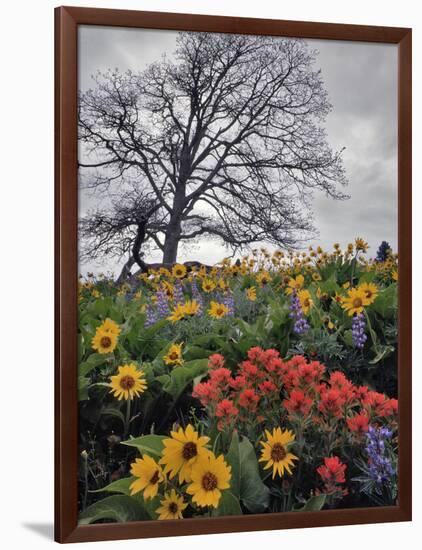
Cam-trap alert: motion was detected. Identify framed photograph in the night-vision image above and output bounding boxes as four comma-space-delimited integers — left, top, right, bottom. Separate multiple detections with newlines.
55, 5, 412, 543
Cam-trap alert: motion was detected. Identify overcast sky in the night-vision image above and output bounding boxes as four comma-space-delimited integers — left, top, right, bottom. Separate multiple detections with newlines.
78, 26, 398, 275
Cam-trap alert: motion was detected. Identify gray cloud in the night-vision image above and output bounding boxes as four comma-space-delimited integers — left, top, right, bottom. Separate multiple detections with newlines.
78, 27, 398, 274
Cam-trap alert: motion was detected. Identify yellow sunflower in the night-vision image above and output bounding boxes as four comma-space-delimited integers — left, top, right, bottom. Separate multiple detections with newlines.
358, 282, 378, 304
100, 318, 121, 336
163, 343, 184, 366
91, 328, 118, 354
129, 455, 164, 499
159, 424, 212, 483
256, 271, 272, 287
392, 270, 398, 281
312, 272, 322, 282
208, 301, 229, 319
167, 303, 187, 323
355, 237, 369, 252
156, 489, 187, 520
285, 274, 305, 295
246, 286, 257, 301
186, 454, 231, 508
183, 300, 201, 317
259, 427, 298, 478
202, 279, 216, 293
341, 287, 370, 316
172, 264, 187, 279
297, 289, 313, 315
109, 364, 147, 400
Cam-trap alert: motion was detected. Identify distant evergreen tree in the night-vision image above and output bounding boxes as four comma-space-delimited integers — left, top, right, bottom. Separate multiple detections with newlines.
375, 241, 392, 262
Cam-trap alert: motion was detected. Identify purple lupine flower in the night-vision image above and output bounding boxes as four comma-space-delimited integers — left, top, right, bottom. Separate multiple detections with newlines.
144, 304, 158, 328
289, 291, 309, 335
191, 277, 203, 314
365, 426, 395, 484
352, 313, 367, 349
155, 286, 170, 319
223, 291, 235, 316
173, 279, 184, 305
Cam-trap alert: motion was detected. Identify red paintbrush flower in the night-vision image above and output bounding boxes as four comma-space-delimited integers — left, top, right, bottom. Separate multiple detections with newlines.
239, 388, 260, 410
215, 398, 239, 418
317, 456, 347, 485
346, 411, 369, 433
208, 353, 225, 370
284, 390, 313, 416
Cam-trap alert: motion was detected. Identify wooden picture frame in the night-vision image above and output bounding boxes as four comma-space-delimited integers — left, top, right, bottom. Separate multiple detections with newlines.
55, 5, 412, 543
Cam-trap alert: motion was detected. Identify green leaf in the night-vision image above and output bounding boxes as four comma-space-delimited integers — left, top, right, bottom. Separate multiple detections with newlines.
226, 431, 270, 513
121, 434, 166, 458
79, 353, 109, 377
212, 491, 243, 517
368, 344, 395, 364
78, 376, 90, 401
295, 494, 327, 511
91, 476, 135, 495
78, 495, 148, 524
372, 285, 397, 319
161, 359, 208, 399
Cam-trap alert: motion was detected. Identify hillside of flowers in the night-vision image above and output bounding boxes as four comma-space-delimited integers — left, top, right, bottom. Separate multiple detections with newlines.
78, 239, 398, 523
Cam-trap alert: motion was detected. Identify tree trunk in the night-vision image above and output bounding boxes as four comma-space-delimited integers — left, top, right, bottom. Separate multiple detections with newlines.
162, 231, 180, 264
116, 256, 136, 284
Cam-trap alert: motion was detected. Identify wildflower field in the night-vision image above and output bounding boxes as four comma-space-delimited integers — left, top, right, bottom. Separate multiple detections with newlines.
78, 239, 398, 523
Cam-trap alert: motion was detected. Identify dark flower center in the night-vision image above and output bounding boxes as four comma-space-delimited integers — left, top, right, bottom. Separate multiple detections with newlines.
169, 352, 178, 360
120, 375, 135, 390
182, 442, 197, 460
271, 443, 287, 462
150, 470, 160, 484
352, 298, 363, 308
202, 472, 218, 491
168, 502, 178, 514
100, 336, 112, 348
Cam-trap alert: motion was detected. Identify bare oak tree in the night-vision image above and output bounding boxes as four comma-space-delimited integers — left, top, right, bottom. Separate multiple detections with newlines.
79, 32, 348, 264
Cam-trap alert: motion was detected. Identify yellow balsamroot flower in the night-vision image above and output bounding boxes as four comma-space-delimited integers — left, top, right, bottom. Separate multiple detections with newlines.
297, 289, 313, 315
246, 286, 257, 301
109, 364, 147, 400
312, 272, 322, 282
202, 278, 216, 293
392, 270, 398, 281
172, 264, 187, 279
285, 274, 305, 295
129, 455, 164, 499
359, 282, 378, 304
91, 328, 118, 354
256, 271, 272, 287
355, 237, 369, 252
208, 301, 229, 319
159, 424, 212, 483
167, 300, 200, 323
100, 318, 121, 336
91, 289, 101, 298
219, 279, 229, 291
156, 489, 188, 520
186, 454, 231, 508
259, 427, 298, 479
341, 287, 371, 316
163, 343, 184, 366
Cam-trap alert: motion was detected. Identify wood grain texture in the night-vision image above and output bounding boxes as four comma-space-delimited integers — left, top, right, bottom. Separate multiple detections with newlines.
54, 6, 412, 543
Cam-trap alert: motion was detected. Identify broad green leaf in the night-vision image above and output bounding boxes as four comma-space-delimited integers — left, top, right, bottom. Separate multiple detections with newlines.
91, 476, 135, 495
78, 376, 90, 401
79, 352, 109, 377
121, 434, 166, 458
372, 285, 397, 319
161, 359, 208, 399
78, 495, 148, 524
212, 490, 242, 517
295, 494, 326, 511
226, 431, 270, 513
